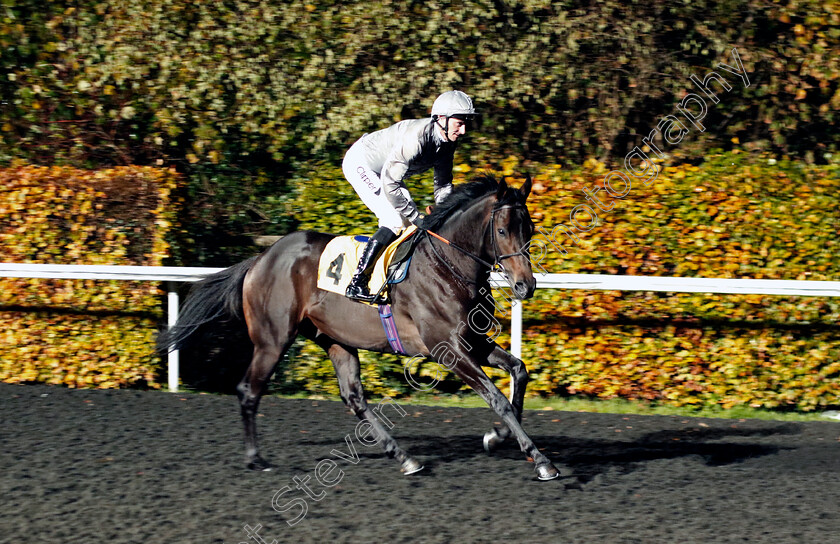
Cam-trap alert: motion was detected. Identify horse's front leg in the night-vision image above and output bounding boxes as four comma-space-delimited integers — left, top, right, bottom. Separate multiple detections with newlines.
481, 343, 528, 453
450, 352, 562, 481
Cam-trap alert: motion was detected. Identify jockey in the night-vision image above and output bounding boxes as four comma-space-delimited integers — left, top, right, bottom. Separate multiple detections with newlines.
343, 90, 476, 302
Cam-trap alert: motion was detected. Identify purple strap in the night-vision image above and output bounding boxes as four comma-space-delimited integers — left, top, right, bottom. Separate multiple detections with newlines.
378, 304, 408, 355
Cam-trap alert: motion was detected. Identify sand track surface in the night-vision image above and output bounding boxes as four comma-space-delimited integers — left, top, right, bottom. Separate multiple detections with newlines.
2, 383, 839, 543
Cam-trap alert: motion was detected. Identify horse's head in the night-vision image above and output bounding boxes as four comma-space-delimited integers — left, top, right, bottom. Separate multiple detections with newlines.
421, 173, 538, 299
489, 175, 536, 300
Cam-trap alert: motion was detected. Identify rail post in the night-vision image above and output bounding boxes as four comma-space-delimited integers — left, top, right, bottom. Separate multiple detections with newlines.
166, 282, 179, 392
511, 300, 523, 359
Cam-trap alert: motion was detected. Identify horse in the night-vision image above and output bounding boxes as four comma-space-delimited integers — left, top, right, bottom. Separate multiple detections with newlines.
157, 173, 562, 481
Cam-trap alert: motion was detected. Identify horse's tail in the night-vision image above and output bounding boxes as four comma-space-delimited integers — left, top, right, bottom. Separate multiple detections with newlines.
156, 256, 258, 354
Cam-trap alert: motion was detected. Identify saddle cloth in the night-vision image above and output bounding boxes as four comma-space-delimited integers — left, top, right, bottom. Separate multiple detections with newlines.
316, 225, 419, 301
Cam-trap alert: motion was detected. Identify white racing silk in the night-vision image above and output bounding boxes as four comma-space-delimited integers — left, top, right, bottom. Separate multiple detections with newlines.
343, 118, 456, 229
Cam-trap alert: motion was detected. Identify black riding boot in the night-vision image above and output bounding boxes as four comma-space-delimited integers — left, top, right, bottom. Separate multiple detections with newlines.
345, 227, 398, 302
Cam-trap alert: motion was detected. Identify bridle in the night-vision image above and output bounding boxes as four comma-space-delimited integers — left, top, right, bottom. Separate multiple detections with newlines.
423, 203, 531, 285
489, 204, 532, 272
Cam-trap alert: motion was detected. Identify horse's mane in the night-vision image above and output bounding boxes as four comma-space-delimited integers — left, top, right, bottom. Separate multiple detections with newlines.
420, 173, 522, 232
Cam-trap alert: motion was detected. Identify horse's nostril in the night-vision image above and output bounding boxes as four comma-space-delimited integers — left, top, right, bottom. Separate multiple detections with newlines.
513, 279, 536, 300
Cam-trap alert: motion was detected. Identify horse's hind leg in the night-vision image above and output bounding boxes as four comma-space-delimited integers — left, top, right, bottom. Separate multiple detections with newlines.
236, 339, 293, 471
481, 343, 528, 453
320, 340, 423, 475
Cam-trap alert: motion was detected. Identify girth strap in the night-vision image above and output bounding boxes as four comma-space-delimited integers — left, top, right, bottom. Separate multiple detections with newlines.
377, 304, 408, 355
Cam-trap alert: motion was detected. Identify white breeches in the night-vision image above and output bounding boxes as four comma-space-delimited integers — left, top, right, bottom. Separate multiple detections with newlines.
342, 144, 410, 235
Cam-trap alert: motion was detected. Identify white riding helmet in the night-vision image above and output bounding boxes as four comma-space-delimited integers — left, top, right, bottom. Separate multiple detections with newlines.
431, 90, 476, 120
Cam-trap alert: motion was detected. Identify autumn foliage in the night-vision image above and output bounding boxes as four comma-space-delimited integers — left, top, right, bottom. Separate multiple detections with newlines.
511, 152, 840, 410
0, 164, 178, 388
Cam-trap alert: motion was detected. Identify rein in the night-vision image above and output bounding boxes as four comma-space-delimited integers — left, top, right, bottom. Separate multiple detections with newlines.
422, 204, 528, 284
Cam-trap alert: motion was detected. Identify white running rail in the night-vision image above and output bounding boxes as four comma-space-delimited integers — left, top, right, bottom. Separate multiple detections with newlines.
3, 263, 840, 392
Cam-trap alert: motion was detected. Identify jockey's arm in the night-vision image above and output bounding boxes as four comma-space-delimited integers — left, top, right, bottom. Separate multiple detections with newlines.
433, 151, 454, 204
380, 142, 422, 224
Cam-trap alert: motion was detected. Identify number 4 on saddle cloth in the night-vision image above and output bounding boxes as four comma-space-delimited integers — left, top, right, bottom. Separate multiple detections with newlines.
316, 226, 421, 354
316, 225, 421, 306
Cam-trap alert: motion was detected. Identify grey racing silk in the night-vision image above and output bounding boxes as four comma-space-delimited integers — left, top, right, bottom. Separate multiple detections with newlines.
355, 118, 455, 222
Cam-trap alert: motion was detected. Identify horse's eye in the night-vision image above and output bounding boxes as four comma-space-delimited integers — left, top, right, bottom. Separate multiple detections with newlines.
497, 228, 506, 236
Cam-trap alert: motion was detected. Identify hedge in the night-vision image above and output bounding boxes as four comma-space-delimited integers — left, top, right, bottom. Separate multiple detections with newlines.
0, 164, 178, 387
272, 151, 840, 411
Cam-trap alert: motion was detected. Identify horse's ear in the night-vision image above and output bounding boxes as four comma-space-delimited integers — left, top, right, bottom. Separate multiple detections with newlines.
520, 173, 532, 200
496, 177, 508, 200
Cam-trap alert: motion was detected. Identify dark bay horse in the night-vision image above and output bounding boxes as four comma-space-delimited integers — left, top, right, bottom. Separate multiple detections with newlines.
158, 174, 562, 481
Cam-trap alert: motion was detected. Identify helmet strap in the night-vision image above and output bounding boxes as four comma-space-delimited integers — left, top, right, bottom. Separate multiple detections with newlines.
434, 115, 453, 142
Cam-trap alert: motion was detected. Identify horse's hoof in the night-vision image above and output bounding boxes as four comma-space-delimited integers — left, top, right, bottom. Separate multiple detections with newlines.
535, 462, 561, 481
247, 456, 272, 471
483, 429, 505, 453
400, 458, 424, 475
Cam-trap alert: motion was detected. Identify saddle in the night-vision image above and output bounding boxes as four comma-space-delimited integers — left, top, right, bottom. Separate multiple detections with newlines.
316, 226, 422, 304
